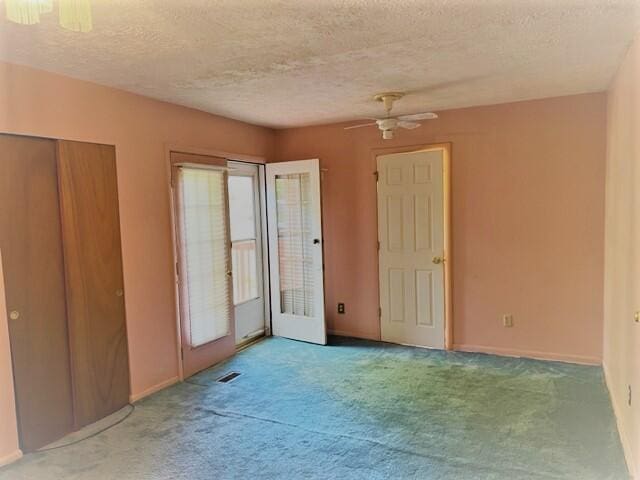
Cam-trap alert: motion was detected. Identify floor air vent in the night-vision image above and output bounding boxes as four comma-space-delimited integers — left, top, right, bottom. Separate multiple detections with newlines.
216, 372, 241, 383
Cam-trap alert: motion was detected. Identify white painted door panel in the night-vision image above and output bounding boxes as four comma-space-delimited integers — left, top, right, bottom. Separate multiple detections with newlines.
378, 149, 445, 349
266, 159, 326, 345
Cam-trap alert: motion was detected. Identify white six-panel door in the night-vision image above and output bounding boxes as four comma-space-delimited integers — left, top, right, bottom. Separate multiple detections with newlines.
266, 159, 326, 345
377, 149, 446, 349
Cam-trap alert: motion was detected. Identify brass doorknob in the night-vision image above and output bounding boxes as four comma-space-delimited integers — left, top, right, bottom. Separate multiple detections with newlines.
115, 289, 124, 297
9, 310, 19, 320
226, 271, 233, 277
432, 256, 445, 265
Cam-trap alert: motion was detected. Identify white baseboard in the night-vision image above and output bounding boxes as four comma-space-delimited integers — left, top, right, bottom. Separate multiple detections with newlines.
0, 449, 22, 468
452, 343, 601, 365
129, 376, 180, 403
603, 362, 635, 478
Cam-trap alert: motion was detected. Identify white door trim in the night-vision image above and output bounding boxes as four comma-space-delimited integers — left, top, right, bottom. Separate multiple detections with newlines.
258, 164, 272, 338
227, 161, 268, 346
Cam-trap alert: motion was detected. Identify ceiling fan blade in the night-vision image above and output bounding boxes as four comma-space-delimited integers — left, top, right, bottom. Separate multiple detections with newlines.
397, 120, 421, 130
396, 112, 438, 121
344, 122, 377, 130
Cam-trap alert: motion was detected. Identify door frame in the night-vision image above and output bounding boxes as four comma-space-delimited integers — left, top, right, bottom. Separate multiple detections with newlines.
227, 160, 269, 346
165, 145, 269, 380
372, 142, 453, 350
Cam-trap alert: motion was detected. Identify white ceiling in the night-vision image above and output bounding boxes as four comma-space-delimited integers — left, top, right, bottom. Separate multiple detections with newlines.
1, 0, 639, 128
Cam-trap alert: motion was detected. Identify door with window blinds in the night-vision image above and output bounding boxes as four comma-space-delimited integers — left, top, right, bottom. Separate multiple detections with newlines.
266, 159, 326, 345
171, 152, 235, 378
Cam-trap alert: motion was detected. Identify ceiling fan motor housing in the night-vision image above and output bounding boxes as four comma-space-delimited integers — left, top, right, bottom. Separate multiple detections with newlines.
377, 118, 397, 140
377, 118, 398, 130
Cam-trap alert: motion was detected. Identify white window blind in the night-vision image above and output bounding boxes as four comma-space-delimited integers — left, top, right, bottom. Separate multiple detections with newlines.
275, 173, 314, 317
177, 167, 231, 347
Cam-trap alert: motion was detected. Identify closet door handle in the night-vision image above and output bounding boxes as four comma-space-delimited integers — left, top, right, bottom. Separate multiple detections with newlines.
115, 289, 124, 297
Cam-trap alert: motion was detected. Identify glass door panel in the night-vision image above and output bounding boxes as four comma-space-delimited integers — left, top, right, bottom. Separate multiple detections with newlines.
275, 173, 314, 317
228, 175, 259, 305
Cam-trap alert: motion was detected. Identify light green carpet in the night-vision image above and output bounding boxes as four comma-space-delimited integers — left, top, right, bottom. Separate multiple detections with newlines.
0, 336, 628, 479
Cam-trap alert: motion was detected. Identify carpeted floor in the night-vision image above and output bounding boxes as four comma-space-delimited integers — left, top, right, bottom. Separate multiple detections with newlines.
0, 336, 628, 479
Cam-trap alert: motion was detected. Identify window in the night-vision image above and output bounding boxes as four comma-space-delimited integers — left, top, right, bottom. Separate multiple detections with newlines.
228, 175, 259, 305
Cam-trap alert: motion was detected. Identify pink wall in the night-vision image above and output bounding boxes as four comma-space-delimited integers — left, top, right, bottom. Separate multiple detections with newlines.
275, 93, 606, 364
0, 62, 274, 459
603, 33, 640, 476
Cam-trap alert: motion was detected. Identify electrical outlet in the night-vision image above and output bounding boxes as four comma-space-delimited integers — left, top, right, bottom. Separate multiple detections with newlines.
337, 303, 345, 314
502, 314, 514, 328
629, 385, 632, 406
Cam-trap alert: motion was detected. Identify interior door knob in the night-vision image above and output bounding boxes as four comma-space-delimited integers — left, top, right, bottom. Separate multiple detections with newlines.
313, 238, 320, 244
432, 256, 445, 265
9, 310, 19, 320
115, 289, 124, 297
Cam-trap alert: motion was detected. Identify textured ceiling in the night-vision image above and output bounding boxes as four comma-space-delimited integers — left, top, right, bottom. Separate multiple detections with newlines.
1, 0, 639, 128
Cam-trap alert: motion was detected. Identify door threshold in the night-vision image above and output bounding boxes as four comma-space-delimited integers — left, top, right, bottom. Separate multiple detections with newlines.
381, 339, 445, 351
236, 333, 267, 351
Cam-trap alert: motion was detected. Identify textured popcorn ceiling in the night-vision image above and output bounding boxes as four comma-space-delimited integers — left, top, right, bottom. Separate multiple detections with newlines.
1, 0, 639, 128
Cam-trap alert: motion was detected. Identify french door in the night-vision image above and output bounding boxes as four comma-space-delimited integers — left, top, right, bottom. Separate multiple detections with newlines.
172, 152, 235, 378
266, 159, 326, 345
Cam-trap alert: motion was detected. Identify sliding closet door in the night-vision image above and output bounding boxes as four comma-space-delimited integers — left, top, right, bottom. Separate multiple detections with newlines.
57, 140, 130, 428
0, 134, 74, 452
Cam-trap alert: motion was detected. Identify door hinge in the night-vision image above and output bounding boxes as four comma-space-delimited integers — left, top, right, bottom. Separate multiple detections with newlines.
378, 307, 382, 317
374, 171, 379, 182
377, 240, 380, 251
180, 347, 184, 360
175, 261, 179, 276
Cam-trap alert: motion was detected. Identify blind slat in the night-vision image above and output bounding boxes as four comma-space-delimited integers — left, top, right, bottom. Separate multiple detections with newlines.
275, 173, 314, 317
178, 167, 231, 347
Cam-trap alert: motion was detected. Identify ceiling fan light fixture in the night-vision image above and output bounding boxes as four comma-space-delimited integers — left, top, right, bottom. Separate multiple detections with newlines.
345, 91, 437, 140
5, 0, 52, 25
59, 0, 92, 32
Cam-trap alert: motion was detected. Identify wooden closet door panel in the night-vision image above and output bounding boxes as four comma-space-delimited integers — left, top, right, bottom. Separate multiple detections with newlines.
57, 140, 130, 428
0, 134, 74, 452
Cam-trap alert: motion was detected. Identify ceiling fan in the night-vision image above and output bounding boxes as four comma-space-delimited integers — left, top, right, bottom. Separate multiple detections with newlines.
344, 92, 438, 140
